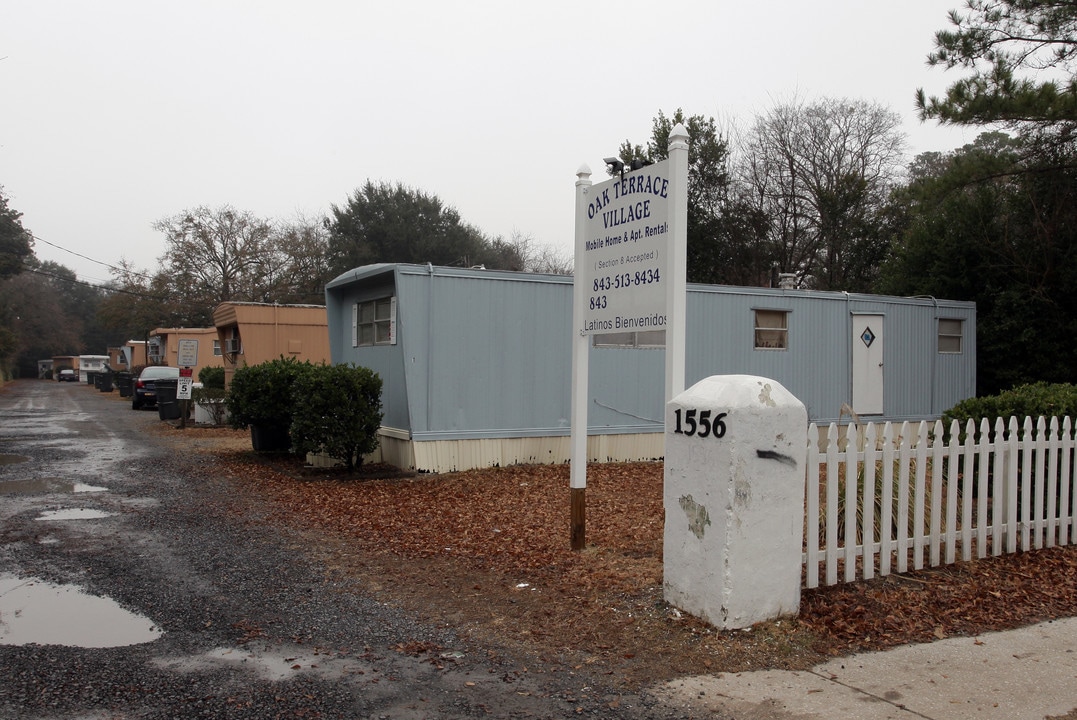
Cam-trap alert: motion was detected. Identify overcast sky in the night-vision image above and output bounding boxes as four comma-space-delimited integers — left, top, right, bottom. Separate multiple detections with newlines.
2, 1, 977, 285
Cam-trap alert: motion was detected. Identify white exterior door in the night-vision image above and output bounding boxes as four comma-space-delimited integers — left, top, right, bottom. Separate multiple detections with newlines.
852, 315, 884, 416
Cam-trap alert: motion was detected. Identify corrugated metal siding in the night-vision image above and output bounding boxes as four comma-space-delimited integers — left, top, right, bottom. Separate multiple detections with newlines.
933, 305, 977, 415
791, 294, 853, 420
590, 345, 665, 430
875, 298, 931, 419
690, 289, 975, 422
398, 267, 572, 438
686, 287, 855, 422
325, 265, 977, 441
326, 269, 411, 433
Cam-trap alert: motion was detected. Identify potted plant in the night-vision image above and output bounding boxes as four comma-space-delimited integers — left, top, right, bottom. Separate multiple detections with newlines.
192, 366, 228, 425
227, 357, 311, 452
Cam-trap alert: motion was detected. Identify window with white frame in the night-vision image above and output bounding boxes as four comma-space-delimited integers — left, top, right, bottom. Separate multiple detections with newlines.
593, 330, 666, 348
754, 309, 789, 350
938, 318, 963, 353
212, 339, 222, 356
352, 297, 396, 347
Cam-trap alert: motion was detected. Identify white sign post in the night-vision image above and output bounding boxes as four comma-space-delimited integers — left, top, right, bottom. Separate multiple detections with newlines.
570, 124, 689, 550
176, 339, 198, 429
570, 165, 593, 551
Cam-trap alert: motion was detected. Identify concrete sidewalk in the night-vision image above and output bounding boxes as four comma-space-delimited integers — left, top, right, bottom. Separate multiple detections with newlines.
657, 617, 1077, 719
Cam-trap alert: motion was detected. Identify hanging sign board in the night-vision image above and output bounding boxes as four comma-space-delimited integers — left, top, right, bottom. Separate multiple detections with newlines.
569, 124, 689, 551
177, 339, 199, 368
577, 159, 670, 335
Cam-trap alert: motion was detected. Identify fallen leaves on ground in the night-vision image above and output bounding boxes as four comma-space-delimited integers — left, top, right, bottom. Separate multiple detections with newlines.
174, 427, 1077, 686
800, 544, 1077, 651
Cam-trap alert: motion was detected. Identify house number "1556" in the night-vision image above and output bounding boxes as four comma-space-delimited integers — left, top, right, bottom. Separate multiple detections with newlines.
672, 409, 728, 438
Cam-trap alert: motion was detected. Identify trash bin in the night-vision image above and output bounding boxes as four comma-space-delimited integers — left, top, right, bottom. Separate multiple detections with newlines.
86, 371, 97, 386
116, 372, 133, 398
156, 378, 181, 420
99, 370, 113, 393
250, 423, 291, 452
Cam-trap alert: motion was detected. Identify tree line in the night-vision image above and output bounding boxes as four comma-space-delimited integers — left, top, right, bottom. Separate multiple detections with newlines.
1, 0, 1074, 395
0, 184, 573, 378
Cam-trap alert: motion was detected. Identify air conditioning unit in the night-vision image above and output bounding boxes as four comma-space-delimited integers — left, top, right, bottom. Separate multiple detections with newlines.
224, 338, 241, 354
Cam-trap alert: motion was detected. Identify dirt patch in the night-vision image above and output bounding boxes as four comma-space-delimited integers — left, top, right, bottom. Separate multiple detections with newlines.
164, 425, 1077, 688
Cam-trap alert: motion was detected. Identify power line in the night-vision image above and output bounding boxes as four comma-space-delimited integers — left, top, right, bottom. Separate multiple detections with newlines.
30, 234, 157, 281
22, 266, 168, 301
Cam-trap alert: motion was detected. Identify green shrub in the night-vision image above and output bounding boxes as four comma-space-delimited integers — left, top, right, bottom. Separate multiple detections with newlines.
944, 382, 1077, 427
944, 383, 1077, 523
198, 365, 225, 389
290, 363, 383, 471
192, 386, 228, 425
193, 386, 226, 402
227, 356, 312, 433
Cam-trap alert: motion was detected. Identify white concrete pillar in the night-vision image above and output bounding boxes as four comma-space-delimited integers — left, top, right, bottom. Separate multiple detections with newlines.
663, 375, 807, 629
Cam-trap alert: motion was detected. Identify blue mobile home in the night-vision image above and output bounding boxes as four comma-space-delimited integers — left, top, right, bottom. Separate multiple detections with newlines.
325, 263, 976, 473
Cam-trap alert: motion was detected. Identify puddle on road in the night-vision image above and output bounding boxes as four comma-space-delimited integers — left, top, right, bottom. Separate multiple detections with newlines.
36, 508, 115, 521
0, 454, 29, 465
72, 483, 108, 493
0, 574, 163, 647
0, 478, 108, 495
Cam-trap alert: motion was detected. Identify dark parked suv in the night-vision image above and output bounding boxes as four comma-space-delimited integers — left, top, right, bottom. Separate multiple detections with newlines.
132, 366, 180, 410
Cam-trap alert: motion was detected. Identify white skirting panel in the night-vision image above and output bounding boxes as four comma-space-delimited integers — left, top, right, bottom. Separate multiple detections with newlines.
308, 430, 665, 474
408, 432, 665, 474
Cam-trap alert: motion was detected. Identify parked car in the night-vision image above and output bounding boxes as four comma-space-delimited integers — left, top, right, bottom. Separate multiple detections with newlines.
58, 369, 78, 382
132, 366, 179, 410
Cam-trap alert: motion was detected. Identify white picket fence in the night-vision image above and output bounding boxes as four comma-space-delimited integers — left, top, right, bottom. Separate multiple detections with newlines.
804, 416, 1077, 588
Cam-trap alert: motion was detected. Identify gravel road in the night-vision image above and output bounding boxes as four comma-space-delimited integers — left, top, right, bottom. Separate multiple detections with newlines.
0, 380, 698, 719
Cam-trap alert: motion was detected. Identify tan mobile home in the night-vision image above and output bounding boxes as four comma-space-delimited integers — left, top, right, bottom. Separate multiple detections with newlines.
212, 302, 330, 387
147, 327, 224, 371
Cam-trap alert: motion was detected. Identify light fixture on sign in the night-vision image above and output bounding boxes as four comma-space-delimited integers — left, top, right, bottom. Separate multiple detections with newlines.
604, 156, 653, 181
603, 157, 625, 179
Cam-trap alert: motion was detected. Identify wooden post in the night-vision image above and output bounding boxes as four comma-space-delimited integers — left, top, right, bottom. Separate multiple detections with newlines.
571, 487, 586, 550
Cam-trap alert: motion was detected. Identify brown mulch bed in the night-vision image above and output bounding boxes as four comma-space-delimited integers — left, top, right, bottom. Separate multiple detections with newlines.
170, 427, 1077, 687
